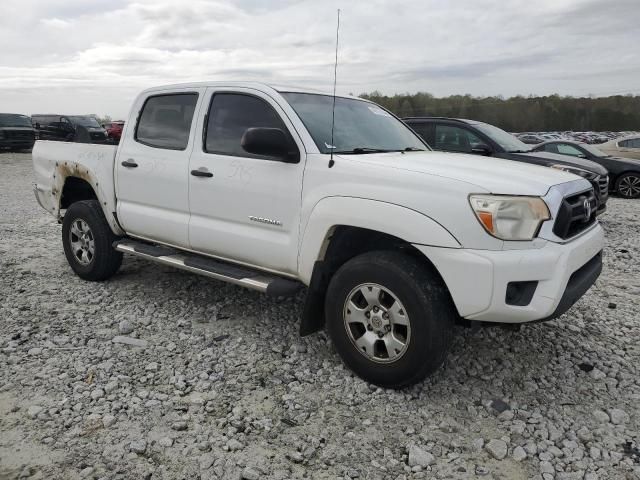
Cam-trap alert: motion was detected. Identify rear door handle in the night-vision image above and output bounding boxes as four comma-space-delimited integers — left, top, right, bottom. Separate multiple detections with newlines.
191, 169, 213, 178
121, 159, 138, 168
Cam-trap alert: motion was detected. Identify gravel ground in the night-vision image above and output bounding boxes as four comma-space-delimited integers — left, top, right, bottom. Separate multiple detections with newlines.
1, 151, 639, 480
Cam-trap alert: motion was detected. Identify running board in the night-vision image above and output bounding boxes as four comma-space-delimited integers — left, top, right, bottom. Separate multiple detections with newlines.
113, 239, 302, 297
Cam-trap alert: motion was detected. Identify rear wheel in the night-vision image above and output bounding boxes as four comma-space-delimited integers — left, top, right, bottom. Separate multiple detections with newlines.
325, 251, 456, 388
616, 172, 640, 199
62, 200, 122, 281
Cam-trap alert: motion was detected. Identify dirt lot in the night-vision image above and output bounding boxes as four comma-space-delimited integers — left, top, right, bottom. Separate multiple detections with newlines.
1, 151, 639, 480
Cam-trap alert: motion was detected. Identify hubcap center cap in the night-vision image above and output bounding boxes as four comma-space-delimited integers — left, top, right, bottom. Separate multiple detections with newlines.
369, 309, 389, 333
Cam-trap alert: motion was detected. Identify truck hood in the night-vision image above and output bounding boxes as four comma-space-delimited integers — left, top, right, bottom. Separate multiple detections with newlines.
342, 150, 581, 196
515, 151, 608, 176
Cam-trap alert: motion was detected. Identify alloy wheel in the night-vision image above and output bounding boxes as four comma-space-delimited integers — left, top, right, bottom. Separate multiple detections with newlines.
69, 219, 95, 265
619, 175, 640, 198
343, 283, 411, 363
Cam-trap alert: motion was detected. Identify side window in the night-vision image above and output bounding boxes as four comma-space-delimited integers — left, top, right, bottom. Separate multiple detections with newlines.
205, 93, 293, 159
618, 139, 640, 148
556, 144, 583, 156
409, 123, 433, 146
434, 125, 481, 153
135, 93, 198, 150
543, 144, 559, 153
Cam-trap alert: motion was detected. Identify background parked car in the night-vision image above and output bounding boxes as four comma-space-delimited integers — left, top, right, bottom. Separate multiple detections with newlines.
32, 114, 109, 144
533, 140, 640, 199
404, 117, 610, 214
103, 121, 125, 143
517, 133, 545, 144
597, 135, 640, 161
0, 113, 36, 151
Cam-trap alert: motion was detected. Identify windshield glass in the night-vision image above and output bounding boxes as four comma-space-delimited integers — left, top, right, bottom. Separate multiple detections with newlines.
581, 144, 607, 157
69, 115, 102, 128
474, 122, 532, 153
0, 113, 32, 128
281, 93, 427, 154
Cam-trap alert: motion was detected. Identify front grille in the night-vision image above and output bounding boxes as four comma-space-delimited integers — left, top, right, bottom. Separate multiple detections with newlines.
552, 189, 597, 240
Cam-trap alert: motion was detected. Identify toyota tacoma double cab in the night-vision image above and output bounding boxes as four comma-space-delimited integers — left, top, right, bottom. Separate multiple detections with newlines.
33, 82, 604, 388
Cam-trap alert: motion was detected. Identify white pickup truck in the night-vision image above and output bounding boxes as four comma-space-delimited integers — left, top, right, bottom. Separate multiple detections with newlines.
33, 82, 604, 387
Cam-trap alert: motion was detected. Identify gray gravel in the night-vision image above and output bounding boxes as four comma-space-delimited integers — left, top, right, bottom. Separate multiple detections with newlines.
1, 151, 639, 480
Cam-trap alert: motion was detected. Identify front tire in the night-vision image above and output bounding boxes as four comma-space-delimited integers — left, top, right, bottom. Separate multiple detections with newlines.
616, 172, 640, 199
325, 251, 456, 388
62, 200, 122, 281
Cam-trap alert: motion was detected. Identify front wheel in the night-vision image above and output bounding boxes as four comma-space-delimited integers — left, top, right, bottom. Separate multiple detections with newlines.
62, 200, 122, 281
325, 251, 456, 388
616, 172, 640, 199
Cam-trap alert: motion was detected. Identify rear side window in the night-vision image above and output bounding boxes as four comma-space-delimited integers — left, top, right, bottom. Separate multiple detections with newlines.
621, 139, 640, 148
543, 144, 559, 153
135, 93, 198, 150
205, 93, 292, 158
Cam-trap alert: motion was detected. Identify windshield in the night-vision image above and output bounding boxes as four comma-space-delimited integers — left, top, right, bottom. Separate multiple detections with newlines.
0, 113, 32, 128
581, 144, 607, 157
281, 93, 427, 154
474, 122, 532, 153
68, 115, 102, 128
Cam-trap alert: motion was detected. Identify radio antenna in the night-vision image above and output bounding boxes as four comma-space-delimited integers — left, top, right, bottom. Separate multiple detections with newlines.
328, 8, 340, 168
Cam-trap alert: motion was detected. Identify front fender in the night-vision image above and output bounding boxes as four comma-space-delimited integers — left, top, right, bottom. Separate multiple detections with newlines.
297, 196, 461, 283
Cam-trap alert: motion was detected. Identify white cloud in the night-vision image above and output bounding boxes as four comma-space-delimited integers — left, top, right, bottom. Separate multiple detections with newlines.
0, 0, 638, 117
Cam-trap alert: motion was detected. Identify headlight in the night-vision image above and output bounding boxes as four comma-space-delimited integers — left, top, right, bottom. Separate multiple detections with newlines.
550, 164, 597, 181
469, 195, 550, 241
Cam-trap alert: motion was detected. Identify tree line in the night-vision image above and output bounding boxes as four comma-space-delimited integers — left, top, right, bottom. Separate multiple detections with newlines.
359, 92, 640, 132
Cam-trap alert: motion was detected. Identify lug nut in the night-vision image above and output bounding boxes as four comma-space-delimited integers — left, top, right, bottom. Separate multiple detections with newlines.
367, 325, 373, 331
365, 311, 370, 318
382, 312, 389, 320
377, 332, 384, 338
373, 306, 379, 313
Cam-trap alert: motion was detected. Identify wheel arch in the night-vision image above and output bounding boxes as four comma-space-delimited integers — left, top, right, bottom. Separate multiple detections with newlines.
298, 197, 461, 336
53, 164, 124, 235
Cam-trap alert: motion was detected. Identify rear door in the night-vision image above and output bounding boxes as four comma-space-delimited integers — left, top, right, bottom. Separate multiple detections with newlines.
115, 89, 203, 247
187, 87, 306, 274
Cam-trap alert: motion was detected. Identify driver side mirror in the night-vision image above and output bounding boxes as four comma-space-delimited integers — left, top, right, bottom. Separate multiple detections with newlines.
471, 143, 492, 155
241, 128, 299, 163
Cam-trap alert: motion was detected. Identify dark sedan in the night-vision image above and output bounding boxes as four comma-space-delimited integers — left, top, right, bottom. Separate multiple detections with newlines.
533, 141, 640, 199
403, 117, 610, 214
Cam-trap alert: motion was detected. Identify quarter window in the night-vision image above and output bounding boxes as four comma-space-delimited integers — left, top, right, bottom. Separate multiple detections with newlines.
205, 93, 294, 159
135, 93, 198, 150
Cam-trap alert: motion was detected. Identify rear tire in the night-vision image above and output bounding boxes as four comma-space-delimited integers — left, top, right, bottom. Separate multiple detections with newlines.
616, 172, 640, 199
62, 200, 122, 281
325, 251, 456, 388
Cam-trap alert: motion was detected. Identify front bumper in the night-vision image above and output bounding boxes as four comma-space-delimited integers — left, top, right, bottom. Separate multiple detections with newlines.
416, 223, 604, 323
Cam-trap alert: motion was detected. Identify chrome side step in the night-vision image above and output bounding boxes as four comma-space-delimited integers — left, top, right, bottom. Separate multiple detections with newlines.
114, 239, 302, 297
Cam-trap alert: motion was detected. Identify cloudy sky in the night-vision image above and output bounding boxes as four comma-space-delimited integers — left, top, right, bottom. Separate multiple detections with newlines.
0, 0, 638, 118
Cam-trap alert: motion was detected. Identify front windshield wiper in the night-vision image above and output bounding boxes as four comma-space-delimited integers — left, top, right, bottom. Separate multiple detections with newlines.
333, 147, 393, 154
402, 147, 426, 152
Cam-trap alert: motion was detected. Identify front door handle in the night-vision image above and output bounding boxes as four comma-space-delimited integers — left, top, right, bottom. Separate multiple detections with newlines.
121, 159, 138, 168
191, 169, 213, 178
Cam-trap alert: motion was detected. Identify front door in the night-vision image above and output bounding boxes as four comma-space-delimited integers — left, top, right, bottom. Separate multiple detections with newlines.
188, 87, 306, 274
116, 89, 203, 247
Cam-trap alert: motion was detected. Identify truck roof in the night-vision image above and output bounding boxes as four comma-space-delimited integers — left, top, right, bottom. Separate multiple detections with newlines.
140, 81, 363, 101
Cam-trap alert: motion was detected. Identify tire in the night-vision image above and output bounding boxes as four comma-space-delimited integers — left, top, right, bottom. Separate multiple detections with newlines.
325, 251, 456, 388
62, 200, 122, 281
615, 172, 640, 199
